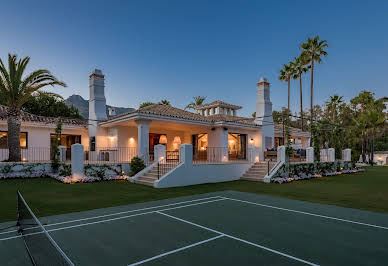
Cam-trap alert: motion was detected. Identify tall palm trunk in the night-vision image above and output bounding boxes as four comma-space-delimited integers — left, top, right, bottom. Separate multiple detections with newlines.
309, 56, 315, 147
299, 73, 304, 131
310, 56, 314, 126
7, 107, 21, 161
287, 79, 290, 112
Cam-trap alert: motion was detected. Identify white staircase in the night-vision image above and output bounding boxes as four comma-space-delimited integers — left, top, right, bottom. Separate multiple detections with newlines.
135, 162, 178, 187
241, 162, 276, 182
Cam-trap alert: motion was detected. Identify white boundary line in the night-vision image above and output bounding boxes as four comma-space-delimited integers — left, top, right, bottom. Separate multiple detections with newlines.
221, 197, 388, 230
0, 198, 226, 241
128, 235, 225, 266
0, 196, 222, 236
156, 211, 319, 266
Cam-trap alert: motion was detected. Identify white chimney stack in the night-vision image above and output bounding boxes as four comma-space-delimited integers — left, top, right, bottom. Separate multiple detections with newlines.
254, 77, 273, 125
254, 77, 274, 159
89, 69, 107, 121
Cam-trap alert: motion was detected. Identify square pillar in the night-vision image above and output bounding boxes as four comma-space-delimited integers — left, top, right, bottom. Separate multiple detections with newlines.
342, 149, 351, 161
135, 119, 151, 163
277, 146, 286, 162
179, 144, 193, 167
154, 144, 166, 162
71, 144, 84, 179
328, 148, 335, 162
320, 149, 328, 162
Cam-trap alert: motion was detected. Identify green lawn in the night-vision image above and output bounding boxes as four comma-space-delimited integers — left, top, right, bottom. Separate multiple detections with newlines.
0, 166, 387, 222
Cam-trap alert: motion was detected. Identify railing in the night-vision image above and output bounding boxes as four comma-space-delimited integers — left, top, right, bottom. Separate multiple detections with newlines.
0, 147, 52, 162
166, 150, 179, 161
85, 147, 137, 164
193, 147, 229, 164
267, 159, 281, 176
157, 158, 179, 179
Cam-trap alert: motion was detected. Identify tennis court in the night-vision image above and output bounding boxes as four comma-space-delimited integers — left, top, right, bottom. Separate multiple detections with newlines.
1, 190, 388, 265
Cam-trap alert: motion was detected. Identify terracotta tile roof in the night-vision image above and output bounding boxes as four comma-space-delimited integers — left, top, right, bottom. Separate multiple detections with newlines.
137, 104, 211, 122
0, 105, 87, 127
195, 100, 242, 110
106, 104, 310, 135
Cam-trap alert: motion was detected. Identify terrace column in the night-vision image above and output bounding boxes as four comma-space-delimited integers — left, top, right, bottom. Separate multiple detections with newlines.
208, 127, 229, 162
135, 119, 151, 164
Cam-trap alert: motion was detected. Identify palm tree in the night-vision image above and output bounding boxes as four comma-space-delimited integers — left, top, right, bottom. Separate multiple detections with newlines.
279, 63, 295, 112
0, 54, 66, 161
159, 99, 170, 105
326, 94, 343, 122
139, 102, 154, 109
301, 36, 328, 128
291, 54, 310, 131
185, 96, 206, 110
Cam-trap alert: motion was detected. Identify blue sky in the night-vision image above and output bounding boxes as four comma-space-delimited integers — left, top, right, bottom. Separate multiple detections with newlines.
1, 0, 387, 117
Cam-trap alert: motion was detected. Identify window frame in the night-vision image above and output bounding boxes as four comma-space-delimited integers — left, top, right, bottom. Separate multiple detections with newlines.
0, 131, 28, 149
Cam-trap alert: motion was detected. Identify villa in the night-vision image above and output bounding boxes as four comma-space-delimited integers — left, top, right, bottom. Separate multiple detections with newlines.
0, 69, 311, 185
0, 69, 309, 163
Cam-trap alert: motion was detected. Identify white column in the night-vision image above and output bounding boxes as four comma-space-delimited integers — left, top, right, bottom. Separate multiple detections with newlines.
277, 145, 286, 162
328, 148, 335, 162
154, 144, 166, 162
71, 144, 84, 179
306, 147, 314, 163
135, 119, 151, 163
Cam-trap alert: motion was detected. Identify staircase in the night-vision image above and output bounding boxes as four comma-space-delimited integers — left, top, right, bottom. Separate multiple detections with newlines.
135, 162, 178, 187
241, 162, 276, 182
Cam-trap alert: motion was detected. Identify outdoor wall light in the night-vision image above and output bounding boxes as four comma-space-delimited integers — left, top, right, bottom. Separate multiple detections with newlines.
249, 138, 255, 145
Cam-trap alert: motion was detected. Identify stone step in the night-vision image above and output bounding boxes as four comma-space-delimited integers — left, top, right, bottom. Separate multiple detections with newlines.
242, 173, 266, 178
241, 176, 265, 182
135, 179, 154, 186
139, 176, 158, 182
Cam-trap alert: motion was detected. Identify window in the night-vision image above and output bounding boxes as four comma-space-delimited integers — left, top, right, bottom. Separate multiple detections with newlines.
0, 131, 28, 149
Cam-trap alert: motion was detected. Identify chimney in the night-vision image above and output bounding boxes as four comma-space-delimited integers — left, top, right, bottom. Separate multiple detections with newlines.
254, 77, 273, 125
108, 106, 116, 116
89, 69, 107, 121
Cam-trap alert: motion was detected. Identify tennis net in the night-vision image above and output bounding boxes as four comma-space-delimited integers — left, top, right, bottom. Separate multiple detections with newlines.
17, 191, 74, 266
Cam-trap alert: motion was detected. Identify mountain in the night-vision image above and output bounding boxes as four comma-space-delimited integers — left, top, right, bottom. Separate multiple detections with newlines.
65, 95, 134, 118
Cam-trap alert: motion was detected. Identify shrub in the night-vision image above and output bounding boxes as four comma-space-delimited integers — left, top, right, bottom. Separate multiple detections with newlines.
130, 157, 146, 176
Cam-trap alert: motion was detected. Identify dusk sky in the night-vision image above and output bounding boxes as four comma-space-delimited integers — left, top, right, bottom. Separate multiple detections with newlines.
1, 0, 387, 117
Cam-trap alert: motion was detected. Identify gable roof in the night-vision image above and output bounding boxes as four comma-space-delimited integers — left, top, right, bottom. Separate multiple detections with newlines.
0, 105, 88, 127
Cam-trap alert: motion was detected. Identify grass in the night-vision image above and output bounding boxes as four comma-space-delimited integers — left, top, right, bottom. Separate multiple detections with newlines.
0, 166, 387, 222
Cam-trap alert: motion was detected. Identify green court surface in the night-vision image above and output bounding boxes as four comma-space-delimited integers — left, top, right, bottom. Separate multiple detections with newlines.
1, 191, 388, 265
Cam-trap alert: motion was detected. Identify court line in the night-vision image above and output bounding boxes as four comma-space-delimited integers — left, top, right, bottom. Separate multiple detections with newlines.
0, 195, 222, 236
221, 197, 388, 230
0, 198, 227, 241
128, 235, 225, 265
156, 211, 319, 266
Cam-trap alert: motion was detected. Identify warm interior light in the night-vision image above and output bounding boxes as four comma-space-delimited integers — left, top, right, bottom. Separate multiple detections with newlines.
159, 135, 167, 144
228, 139, 235, 144
200, 146, 205, 151
129, 137, 135, 144
255, 156, 259, 162
173, 136, 181, 144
